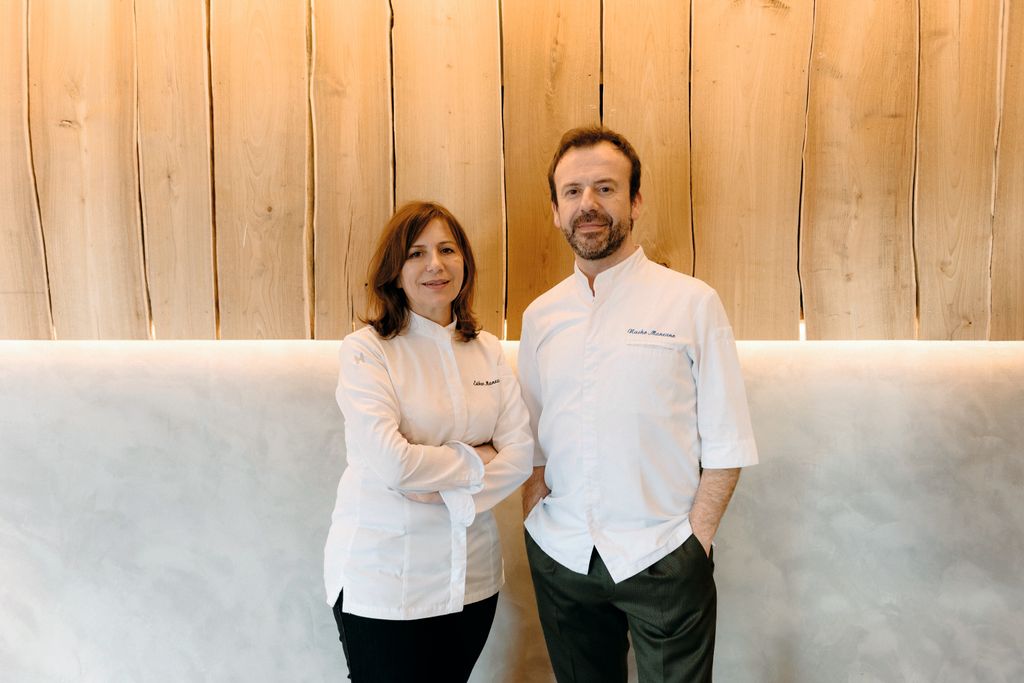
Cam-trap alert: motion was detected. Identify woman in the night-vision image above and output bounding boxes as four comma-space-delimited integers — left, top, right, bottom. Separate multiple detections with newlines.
324, 201, 533, 682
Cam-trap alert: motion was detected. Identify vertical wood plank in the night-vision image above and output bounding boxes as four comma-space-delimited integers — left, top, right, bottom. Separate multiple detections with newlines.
136, 0, 216, 339
502, 0, 600, 339
691, 0, 812, 340
392, 0, 505, 335
916, 0, 1000, 340
211, 0, 309, 339
312, 0, 393, 339
992, 0, 1024, 340
604, 0, 693, 277
28, 0, 148, 339
0, 0, 51, 339
800, 0, 918, 339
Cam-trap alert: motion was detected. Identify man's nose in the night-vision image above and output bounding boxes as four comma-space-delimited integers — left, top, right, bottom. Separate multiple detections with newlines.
580, 186, 598, 210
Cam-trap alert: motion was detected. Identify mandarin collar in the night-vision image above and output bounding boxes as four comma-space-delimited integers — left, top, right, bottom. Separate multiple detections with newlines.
407, 310, 458, 339
573, 246, 647, 301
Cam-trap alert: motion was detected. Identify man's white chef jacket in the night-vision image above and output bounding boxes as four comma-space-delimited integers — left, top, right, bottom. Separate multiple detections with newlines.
324, 313, 533, 619
518, 247, 758, 583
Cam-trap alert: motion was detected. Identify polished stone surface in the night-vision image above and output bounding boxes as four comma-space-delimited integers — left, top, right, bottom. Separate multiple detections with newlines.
720, 342, 1024, 683
1, 341, 1021, 682
0, 343, 343, 680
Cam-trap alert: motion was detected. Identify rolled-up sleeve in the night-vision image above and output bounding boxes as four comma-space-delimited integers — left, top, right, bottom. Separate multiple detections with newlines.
692, 291, 759, 469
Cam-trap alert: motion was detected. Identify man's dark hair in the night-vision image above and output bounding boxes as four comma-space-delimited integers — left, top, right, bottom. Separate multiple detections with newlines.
547, 126, 642, 204
362, 201, 479, 342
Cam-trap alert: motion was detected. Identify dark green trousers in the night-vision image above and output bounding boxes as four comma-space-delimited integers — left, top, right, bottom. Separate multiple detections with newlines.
527, 532, 716, 683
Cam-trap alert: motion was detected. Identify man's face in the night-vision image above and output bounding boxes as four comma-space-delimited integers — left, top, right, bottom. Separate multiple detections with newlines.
551, 141, 641, 261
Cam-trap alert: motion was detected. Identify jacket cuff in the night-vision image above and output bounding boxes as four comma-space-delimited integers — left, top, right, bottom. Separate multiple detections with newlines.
445, 440, 486, 492
439, 489, 476, 527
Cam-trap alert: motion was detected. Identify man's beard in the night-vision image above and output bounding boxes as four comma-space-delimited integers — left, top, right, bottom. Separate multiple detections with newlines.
562, 208, 631, 260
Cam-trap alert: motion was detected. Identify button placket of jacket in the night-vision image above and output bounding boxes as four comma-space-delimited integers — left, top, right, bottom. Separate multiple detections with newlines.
435, 332, 470, 611
439, 335, 468, 441
449, 521, 468, 608
581, 307, 600, 533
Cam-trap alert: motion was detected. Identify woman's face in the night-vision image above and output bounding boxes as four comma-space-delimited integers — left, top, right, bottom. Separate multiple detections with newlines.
398, 219, 465, 326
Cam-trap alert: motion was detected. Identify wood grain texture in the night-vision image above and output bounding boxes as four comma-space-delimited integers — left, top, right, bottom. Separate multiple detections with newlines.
603, 0, 693, 277
211, 0, 309, 339
0, 0, 51, 339
392, 0, 505, 335
28, 0, 148, 339
916, 0, 1000, 340
800, 0, 917, 339
502, 0, 600, 339
136, 0, 215, 339
311, 0, 392, 339
691, 0, 812, 340
992, 0, 1024, 340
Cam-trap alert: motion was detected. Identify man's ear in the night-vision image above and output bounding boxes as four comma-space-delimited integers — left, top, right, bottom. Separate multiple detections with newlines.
551, 201, 561, 229
631, 192, 643, 223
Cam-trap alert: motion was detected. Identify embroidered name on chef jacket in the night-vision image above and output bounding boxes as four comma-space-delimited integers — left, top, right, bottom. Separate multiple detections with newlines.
626, 328, 677, 338
473, 379, 501, 386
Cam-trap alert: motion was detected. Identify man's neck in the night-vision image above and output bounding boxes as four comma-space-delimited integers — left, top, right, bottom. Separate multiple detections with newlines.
576, 237, 638, 293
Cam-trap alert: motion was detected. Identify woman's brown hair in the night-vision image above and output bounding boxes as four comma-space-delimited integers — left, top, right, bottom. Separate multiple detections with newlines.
362, 201, 479, 341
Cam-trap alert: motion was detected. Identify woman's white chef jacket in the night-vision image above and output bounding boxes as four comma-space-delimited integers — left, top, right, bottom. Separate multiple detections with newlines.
323, 312, 533, 620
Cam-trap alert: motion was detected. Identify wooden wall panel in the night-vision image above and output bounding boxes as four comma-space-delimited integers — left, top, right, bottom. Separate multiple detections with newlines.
28, 0, 148, 339
800, 0, 917, 340
136, 0, 215, 339
312, 0, 393, 339
916, 1, 1001, 340
6, 3, 1024, 342
992, 1, 1024, 340
392, 0, 505, 335
604, 0, 693, 277
0, 0, 51, 339
211, 0, 309, 339
502, 0, 600, 339
691, 0, 812, 340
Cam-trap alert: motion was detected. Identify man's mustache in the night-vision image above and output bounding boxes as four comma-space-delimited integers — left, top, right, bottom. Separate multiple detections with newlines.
572, 210, 612, 229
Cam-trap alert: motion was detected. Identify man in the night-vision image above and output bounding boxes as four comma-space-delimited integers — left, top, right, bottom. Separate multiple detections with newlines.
517, 126, 758, 682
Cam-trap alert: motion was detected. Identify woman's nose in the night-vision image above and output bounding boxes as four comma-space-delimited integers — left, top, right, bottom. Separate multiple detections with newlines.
426, 251, 443, 271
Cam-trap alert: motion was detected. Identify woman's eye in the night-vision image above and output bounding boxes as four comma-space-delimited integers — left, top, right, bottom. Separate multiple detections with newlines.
442, 247, 457, 255
407, 251, 422, 259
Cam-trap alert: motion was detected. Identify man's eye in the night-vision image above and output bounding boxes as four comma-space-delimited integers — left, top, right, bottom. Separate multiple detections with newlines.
565, 188, 579, 197
599, 186, 612, 194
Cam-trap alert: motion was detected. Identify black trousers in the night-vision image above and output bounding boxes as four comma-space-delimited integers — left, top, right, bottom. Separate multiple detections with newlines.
332, 591, 498, 683
527, 533, 717, 683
